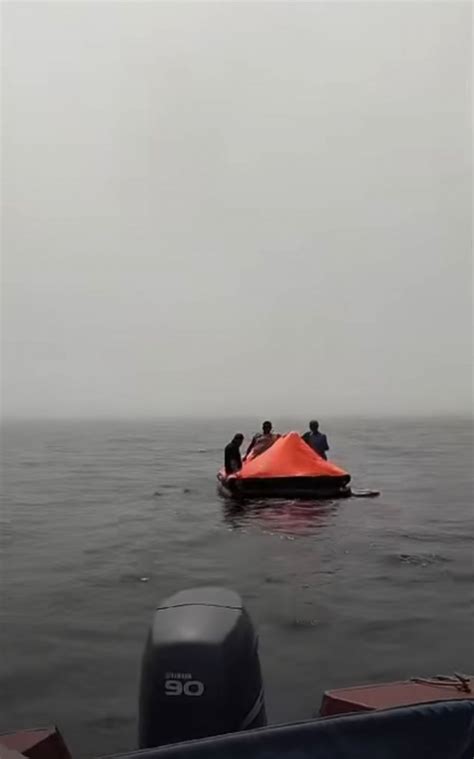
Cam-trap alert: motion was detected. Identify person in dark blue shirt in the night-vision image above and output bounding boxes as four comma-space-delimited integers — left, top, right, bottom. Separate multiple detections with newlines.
224, 433, 244, 474
302, 420, 329, 459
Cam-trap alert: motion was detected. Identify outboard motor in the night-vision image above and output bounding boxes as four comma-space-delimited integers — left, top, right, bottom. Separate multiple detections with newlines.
138, 587, 266, 748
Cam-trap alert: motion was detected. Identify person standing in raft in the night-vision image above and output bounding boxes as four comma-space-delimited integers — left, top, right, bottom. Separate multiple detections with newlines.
224, 433, 244, 474
244, 421, 280, 459
302, 420, 329, 460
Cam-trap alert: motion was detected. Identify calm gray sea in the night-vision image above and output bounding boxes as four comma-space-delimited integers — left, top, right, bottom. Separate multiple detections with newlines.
1, 417, 473, 757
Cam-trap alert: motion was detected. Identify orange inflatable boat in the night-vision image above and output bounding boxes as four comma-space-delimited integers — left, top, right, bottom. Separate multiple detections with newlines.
217, 431, 351, 499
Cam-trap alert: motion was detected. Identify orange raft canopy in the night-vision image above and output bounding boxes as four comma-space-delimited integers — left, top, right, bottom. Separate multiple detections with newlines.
218, 431, 351, 499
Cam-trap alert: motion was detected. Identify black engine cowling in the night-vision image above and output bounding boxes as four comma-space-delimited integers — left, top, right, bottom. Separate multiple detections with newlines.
138, 587, 266, 748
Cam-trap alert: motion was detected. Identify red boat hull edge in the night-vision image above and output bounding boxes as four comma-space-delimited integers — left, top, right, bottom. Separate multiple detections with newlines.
320, 676, 474, 716
0, 728, 71, 759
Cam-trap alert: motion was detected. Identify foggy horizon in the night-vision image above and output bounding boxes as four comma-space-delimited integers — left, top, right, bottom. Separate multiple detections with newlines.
2, 1, 472, 420
2, 410, 472, 425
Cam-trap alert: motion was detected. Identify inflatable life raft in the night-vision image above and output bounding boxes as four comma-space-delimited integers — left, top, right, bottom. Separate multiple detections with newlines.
218, 431, 351, 499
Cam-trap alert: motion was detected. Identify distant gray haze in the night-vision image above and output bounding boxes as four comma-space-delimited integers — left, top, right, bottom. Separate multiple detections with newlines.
2, 2, 472, 419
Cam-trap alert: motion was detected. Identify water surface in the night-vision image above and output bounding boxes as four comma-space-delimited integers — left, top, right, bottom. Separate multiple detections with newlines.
1, 417, 473, 757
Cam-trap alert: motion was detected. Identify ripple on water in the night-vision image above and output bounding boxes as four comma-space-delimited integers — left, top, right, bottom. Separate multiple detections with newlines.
391, 552, 452, 567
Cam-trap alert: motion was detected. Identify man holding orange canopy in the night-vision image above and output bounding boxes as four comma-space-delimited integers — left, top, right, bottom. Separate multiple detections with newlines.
245, 421, 280, 459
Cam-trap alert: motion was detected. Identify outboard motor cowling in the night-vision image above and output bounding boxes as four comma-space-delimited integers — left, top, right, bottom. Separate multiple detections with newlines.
138, 587, 266, 748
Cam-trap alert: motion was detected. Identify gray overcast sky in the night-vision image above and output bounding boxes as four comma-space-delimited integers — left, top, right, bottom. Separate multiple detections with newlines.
2, 1, 472, 418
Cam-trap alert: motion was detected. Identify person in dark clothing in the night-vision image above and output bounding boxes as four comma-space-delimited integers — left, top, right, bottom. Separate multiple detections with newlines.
224, 433, 244, 474
302, 420, 329, 459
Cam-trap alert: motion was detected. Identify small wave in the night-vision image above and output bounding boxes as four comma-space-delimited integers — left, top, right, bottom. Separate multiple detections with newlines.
153, 484, 180, 496
87, 714, 134, 730
393, 552, 451, 567
288, 617, 320, 629
117, 572, 152, 585
107, 437, 153, 444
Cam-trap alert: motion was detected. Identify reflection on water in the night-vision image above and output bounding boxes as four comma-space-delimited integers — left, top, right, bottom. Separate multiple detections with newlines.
222, 498, 341, 537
